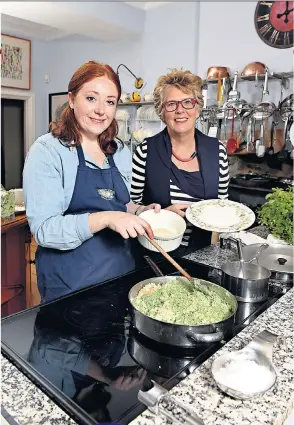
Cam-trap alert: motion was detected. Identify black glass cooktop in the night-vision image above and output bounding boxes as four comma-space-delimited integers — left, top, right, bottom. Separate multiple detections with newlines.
1, 258, 286, 425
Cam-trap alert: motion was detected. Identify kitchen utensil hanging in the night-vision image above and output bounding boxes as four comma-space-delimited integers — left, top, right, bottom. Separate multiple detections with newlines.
252, 68, 276, 120
256, 120, 265, 157
241, 62, 267, 77
266, 110, 279, 155
246, 117, 254, 152
226, 109, 238, 154
223, 72, 242, 120
206, 66, 230, 80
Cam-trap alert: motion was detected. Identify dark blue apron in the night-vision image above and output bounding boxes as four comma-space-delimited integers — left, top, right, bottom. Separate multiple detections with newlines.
36, 145, 135, 303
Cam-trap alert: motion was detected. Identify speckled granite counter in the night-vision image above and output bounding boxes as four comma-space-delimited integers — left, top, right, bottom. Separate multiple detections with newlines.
2, 226, 293, 425
184, 226, 291, 290
130, 287, 294, 425
184, 225, 270, 271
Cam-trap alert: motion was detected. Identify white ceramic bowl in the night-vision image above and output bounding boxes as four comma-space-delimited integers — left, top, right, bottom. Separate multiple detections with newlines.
137, 209, 186, 252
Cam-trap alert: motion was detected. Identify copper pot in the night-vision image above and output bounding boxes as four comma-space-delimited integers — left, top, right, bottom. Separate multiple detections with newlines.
241, 62, 266, 77
207, 66, 230, 80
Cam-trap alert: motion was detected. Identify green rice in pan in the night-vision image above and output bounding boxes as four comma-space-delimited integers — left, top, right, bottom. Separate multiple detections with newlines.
132, 279, 234, 325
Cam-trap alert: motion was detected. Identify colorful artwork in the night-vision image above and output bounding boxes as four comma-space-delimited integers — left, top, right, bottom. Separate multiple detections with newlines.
1, 34, 31, 90
2, 44, 23, 80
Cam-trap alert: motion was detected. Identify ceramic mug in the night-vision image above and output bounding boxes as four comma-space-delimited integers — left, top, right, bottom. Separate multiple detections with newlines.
144, 92, 154, 102
120, 93, 131, 103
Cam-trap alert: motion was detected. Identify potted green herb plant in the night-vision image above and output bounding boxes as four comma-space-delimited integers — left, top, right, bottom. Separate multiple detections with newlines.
257, 187, 294, 245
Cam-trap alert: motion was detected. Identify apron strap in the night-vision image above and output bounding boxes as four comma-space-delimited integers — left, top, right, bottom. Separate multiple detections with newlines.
76, 145, 86, 166
107, 154, 116, 168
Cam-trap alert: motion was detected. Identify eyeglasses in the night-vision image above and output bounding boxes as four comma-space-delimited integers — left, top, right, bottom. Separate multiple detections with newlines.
163, 98, 198, 112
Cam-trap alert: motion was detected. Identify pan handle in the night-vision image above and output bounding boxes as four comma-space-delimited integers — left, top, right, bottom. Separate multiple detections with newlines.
186, 329, 224, 343
144, 256, 164, 277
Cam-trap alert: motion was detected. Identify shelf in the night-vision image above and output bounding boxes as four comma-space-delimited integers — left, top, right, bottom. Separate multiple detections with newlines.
118, 101, 154, 106
136, 119, 161, 122
203, 71, 293, 85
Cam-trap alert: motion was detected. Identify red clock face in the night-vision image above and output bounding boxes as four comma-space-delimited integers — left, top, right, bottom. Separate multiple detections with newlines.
255, 1, 293, 48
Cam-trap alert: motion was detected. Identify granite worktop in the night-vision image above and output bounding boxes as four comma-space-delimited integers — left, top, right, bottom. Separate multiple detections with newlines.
185, 225, 271, 270
1, 226, 293, 425
130, 287, 294, 425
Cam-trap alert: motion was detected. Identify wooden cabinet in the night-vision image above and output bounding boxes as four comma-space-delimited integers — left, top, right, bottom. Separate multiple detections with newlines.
27, 237, 41, 308
1, 214, 28, 316
1, 214, 40, 317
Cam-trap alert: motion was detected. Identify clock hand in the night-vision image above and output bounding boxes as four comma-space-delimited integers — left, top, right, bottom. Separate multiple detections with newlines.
285, 1, 289, 14
284, 7, 293, 23
277, 3, 293, 23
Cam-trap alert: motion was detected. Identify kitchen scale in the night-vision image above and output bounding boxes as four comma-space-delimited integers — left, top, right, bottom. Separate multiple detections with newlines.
1, 258, 290, 425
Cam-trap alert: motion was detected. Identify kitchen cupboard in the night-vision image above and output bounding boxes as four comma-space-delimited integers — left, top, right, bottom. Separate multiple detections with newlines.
27, 237, 40, 307
1, 214, 40, 317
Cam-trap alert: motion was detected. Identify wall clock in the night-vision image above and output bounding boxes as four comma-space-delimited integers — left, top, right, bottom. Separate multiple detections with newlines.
255, 1, 293, 49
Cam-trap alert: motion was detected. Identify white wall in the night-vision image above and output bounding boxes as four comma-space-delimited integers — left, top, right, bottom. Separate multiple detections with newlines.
197, 2, 293, 108
5, 2, 293, 138
197, 2, 293, 78
38, 35, 142, 136
142, 2, 200, 92
1, 29, 51, 139
34, 2, 201, 136
32, 39, 52, 138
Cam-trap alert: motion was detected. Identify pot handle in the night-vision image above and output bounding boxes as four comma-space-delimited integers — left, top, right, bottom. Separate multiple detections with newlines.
186, 329, 224, 343
138, 380, 205, 425
144, 256, 164, 277
246, 243, 269, 263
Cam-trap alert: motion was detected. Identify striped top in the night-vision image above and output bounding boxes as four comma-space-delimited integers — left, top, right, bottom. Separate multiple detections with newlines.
131, 140, 229, 247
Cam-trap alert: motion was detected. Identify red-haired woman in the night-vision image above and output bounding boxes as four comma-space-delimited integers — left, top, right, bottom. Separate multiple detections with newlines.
24, 61, 160, 302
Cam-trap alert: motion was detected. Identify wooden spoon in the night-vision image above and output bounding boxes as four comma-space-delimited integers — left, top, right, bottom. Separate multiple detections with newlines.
143, 234, 210, 296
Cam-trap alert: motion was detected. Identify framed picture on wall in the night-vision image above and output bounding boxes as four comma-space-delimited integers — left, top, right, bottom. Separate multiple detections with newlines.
1, 34, 31, 90
49, 92, 69, 123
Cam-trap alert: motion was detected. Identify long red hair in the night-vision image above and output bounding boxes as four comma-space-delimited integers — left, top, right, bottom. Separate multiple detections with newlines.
52, 61, 121, 154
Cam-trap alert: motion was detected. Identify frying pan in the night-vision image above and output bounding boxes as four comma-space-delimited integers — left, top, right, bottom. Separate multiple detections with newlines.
230, 173, 278, 188
128, 257, 237, 347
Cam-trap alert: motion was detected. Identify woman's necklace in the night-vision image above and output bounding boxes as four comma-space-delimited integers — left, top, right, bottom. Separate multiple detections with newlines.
172, 149, 197, 162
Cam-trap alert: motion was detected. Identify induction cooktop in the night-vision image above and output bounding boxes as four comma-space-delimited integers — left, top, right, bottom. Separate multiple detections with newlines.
1, 257, 287, 425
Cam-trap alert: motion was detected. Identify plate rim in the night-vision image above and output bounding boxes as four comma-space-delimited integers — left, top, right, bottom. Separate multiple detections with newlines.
185, 199, 255, 233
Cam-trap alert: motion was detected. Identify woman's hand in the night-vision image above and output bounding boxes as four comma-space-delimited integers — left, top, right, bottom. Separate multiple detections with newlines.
165, 203, 190, 218
89, 211, 154, 239
127, 202, 161, 216
135, 203, 161, 216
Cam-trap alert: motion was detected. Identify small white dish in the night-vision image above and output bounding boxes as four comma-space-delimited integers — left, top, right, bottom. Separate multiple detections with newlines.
211, 348, 277, 400
137, 209, 186, 252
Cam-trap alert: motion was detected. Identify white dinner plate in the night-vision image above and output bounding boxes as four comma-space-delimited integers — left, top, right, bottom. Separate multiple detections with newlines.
186, 199, 255, 233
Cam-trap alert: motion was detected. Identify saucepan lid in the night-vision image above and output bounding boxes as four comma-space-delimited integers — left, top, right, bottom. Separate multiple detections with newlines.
257, 245, 293, 274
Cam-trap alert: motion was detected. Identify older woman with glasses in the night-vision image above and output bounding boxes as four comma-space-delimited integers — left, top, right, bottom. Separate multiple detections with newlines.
131, 68, 229, 255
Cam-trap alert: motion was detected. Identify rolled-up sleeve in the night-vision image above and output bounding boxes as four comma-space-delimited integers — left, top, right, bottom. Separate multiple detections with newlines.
23, 141, 93, 250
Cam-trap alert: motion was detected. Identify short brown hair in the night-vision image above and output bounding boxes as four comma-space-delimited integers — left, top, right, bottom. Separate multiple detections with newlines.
153, 68, 203, 117
52, 61, 121, 154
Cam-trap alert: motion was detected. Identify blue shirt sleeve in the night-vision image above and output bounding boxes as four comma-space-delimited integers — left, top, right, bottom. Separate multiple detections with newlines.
113, 142, 132, 192
23, 139, 93, 250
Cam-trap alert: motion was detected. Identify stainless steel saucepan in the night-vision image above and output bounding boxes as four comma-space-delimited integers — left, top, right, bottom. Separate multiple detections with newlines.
221, 237, 293, 284
221, 239, 271, 303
